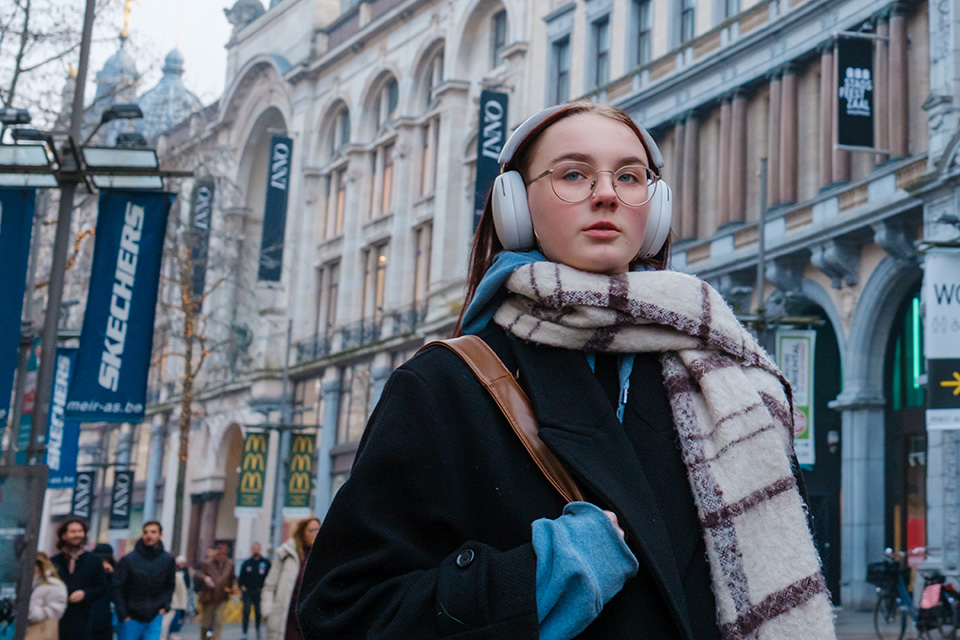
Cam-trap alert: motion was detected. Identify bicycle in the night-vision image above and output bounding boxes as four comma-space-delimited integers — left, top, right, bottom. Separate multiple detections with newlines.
868, 548, 959, 639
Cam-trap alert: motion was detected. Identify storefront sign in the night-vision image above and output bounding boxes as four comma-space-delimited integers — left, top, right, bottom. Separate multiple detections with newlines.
189, 177, 215, 301
473, 90, 509, 231
43, 348, 80, 489
777, 330, 816, 466
284, 433, 314, 516
0, 187, 36, 444
836, 36, 875, 148
236, 432, 269, 514
108, 470, 134, 531
70, 470, 96, 520
258, 136, 293, 281
68, 190, 172, 422
925, 251, 960, 429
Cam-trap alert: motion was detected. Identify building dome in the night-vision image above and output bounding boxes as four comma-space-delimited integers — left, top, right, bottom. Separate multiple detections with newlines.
136, 48, 203, 141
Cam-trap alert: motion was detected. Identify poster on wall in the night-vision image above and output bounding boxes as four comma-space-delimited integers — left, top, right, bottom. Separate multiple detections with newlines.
924, 251, 960, 430
235, 432, 269, 516
836, 36, 875, 148
777, 330, 817, 466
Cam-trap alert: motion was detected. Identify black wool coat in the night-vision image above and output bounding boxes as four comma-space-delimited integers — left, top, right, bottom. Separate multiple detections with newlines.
299, 325, 723, 640
51, 551, 108, 640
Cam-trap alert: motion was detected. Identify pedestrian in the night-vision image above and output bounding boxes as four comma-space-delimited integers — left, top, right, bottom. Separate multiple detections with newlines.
51, 518, 108, 640
27, 552, 68, 640
89, 544, 117, 640
164, 556, 190, 640
113, 521, 175, 640
238, 543, 271, 640
297, 101, 836, 639
261, 519, 319, 640
194, 544, 236, 640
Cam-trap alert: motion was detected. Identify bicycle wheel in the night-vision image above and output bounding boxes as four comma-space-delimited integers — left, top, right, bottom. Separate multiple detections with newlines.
923, 603, 959, 640
875, 593, 907, 639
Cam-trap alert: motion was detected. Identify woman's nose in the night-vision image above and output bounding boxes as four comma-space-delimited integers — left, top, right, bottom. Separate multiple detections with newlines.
592, 172, 619, 209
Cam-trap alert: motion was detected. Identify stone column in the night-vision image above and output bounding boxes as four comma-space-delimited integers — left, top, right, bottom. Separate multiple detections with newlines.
832, 43, 852, 182
730, 91, 747, 223
187, 498, 203, 567
718, 98, 732, 226
819, 43, 834, 187
888, 8, 909, 158
767, 74, 782, 206
142, 413, 167, 523
829, 392, 887, 608
874, 18, 889, 164
779, 67, 798, 203
196, 493, 222, 563
682, 113, 700, 240
672, 118, 686, 237
314, 373, 341, 518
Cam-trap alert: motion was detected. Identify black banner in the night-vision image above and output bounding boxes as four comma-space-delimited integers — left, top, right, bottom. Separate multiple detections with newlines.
929, 359, 960, 411
837, 37, 875, 148
473, 90, 509, 231
189, 177, 215, 300
71, 470, 96, 520
258, 136, 293, 281
109, 469, 134, 531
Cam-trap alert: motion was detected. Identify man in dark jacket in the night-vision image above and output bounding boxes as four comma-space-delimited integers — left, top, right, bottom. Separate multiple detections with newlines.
238, 542, 271, 639
51, 518, 108, 640
114, 520, 176, 640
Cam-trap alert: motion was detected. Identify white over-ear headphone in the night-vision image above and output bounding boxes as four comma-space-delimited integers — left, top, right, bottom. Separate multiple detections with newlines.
491, 104, 673, 259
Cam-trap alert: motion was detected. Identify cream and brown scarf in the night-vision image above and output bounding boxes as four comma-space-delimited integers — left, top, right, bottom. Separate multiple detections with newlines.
494, 262, 836, 640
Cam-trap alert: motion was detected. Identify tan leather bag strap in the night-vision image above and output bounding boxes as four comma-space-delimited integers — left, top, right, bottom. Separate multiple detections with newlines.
420, 335, 585, 504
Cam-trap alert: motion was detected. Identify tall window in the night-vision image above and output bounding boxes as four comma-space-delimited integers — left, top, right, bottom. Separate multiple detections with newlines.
552, 37, 571, 104
491, 10, 507, 68
325, 167, 346, 238
413, 223, 433, 302
362, 242, 389, 322
680, 0, 696, 42
370, 142, 394, 217
423, 50, 444, 108
592, 17, 610, 88
330, 107, 350, 156
721, 0, 739, 19
420, 118, 440, 196
315, 261, 340, 336
376, 79, 399, 130
635, 0, 652, 65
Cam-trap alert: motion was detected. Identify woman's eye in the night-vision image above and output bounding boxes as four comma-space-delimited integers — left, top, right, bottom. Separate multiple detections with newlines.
617, 170, 642, 183
562, 170, 587, 181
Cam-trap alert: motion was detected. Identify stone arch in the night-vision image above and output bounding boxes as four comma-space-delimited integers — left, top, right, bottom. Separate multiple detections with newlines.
314, 97, 353, 166
219, 55, 293, 130
409, 37, 445, 113
357, 68, 402, 141
451, 0, 508, 80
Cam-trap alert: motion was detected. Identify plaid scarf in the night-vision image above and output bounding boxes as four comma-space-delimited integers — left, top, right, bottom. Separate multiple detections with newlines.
494, 262, 836, 640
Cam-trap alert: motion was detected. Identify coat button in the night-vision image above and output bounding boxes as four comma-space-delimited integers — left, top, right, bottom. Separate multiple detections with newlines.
456, 549, 475, 568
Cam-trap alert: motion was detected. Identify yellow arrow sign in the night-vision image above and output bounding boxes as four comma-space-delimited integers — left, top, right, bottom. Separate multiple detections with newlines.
942, 371, 960, 396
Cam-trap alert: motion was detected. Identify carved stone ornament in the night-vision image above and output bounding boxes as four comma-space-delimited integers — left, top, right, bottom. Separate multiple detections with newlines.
810, 239, 860, 289
224, 0, 265, 34
765, 254, 808, 294
873, 220, 918, 264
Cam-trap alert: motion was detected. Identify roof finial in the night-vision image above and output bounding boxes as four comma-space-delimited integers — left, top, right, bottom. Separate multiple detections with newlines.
120, 0, 135, 39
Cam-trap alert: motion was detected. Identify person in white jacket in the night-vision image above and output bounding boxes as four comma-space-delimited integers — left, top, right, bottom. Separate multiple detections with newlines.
260, 518, 320, 640
28, 552, 69, 640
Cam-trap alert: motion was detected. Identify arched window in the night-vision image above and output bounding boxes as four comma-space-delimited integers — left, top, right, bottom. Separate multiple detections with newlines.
322, 103, 350, 240
330, 106, 351, 157
368, 76, 400, 218
418, 47, 443, 196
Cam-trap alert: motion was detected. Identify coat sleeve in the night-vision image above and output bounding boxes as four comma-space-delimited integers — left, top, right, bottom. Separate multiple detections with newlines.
298, 361, 541, 640
162, 557, 176, 611
113, 558, 129, 620
29, 583, 68, 622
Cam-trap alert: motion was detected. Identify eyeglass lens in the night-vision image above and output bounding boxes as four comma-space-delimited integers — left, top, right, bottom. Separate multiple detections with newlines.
550, 161, 656, 206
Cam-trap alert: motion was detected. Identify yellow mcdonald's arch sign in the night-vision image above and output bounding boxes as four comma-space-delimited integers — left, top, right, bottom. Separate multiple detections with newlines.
288, 471, 311, 493
243, 453, 265, 472
291, 435, 313, 454
241, 471, 263, 492
289, 453, 311, 473
245, 433, 267, 453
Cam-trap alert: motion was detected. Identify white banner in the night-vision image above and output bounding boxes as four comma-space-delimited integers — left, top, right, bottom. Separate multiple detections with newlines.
777, 330, 817, 466
924, 251, 960, 430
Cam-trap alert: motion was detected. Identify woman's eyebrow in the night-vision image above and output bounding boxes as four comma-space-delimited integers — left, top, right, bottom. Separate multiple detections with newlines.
548, 152, 649, 167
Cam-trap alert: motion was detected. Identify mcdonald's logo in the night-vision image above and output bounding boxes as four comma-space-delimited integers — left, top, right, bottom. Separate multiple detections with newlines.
245, 434, 267, 453
241, 472, 263, 492
289, 454, 311, 473
288, 471, 311, 493
243, 453, 265, 472
291, 436, 313, 454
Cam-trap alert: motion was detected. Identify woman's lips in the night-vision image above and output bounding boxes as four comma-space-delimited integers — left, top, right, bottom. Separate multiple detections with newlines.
584, 222, 620, 238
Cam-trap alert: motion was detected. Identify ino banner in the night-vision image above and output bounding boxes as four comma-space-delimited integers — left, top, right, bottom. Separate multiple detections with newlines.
236, 432, 269, 513
258, 136, 293, 282
71, 470, 96, 520
68, 190, 172, 423
473, 90, 509, 231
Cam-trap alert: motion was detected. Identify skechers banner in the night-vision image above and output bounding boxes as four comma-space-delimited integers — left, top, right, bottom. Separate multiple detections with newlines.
837, 36, 875, 148
43, 348, 80, 489
68, 190, 173, 422
284, 433, 314, 515
109, 469, 134, 531
0, 187, 36, 443
189, 177, 215, 300
473, 90, 508, 231
236, 432, 269, 514
258, 136, 293, 281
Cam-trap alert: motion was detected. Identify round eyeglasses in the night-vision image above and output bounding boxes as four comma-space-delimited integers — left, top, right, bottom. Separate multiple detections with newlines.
528, 161, 659, 207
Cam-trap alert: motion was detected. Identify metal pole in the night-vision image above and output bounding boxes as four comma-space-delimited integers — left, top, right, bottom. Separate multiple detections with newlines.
270, 320, 293, 551
27, 0, 96, 463
756, 158, 768, 306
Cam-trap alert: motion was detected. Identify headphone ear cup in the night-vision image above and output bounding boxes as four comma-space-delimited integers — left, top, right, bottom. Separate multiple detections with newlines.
637, 180, 673, 259
491, 171, 534, 251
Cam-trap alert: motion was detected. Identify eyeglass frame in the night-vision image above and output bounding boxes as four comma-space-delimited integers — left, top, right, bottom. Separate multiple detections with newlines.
526, 160, 661, 207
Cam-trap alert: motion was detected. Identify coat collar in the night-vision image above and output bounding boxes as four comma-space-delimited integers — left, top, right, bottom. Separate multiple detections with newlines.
505, 333, 694, 640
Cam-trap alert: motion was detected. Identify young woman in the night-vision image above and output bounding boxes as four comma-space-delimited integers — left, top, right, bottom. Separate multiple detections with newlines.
298, 102, 836, 639
27, 552, 68, 640
261, 517, 320, 640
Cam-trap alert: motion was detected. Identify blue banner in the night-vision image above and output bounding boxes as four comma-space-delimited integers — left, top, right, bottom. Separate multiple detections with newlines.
67, 190, 172, 422
0, 188, 36, 446
258, 135, 292, 281
473, 90, 508, 230
44, 348, 80, 488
